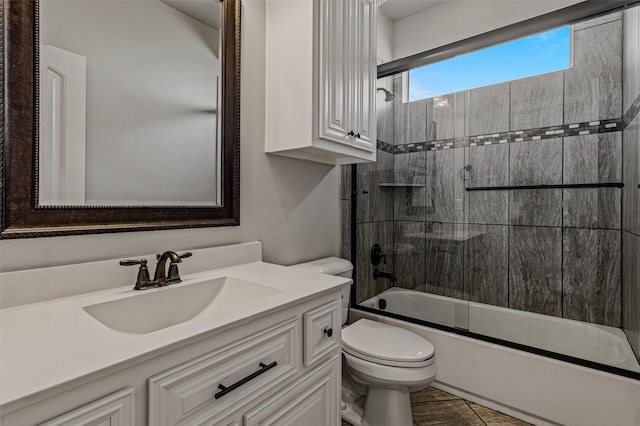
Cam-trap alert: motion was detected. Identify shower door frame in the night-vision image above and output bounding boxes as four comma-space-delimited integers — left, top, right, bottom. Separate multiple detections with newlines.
350, 0, 640, 381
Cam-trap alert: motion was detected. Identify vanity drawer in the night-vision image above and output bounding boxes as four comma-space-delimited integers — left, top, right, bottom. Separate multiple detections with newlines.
303, 300, 341, 366
148, 318, 299, 426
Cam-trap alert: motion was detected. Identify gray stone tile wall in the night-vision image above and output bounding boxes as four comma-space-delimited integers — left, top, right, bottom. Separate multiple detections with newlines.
469, 82, 510, 136
509, 226, 563, 316
357, 151, 394, 223
393, 221, 426, 292
455, 91, 469, 139
340, 199, 351, 261
622, 116, 639, 234
510, 139, 562, 185
623, 7, 640, 114
393, 152, 427, 222
563, 228, 621, 327
509, 189, 563, 227
346, 12, 634, 339
509, 139, 563, 227
425, 149, 458, 222
562, 188, 621, 229
563, 133, 622, 184
465, 144, 509, 225
510, 71, 563, 130
427, 93, 456, 141
564, 16, 622, 123
465, 224, 509, 307
622, 5, 640, 363
622, 231, 640, 360
355, 221, 394, 303
574, 11, 622, 31
340, 165, 351, 200
424, 223, 465, 299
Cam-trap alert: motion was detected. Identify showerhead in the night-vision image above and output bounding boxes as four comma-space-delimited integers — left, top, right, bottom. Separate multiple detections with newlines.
376, 87, 395, 102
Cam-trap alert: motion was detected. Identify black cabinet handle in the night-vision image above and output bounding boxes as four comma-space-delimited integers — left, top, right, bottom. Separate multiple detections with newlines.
214, 361, 277, 399
356, 133, 361, 138
323, 327, 333, 338
347, 131, 355, 136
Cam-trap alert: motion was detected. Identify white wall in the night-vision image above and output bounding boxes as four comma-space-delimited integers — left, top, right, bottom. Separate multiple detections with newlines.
392, 0, 585, 60
0, 0, 341, 272
377, 9, 393, 64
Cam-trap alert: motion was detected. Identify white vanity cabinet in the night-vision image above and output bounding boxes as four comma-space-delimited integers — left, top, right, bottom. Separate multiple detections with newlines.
0, 293, 342, 426
265, 0, 377, 165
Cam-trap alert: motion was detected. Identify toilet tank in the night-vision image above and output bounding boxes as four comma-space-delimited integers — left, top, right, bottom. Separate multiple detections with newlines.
289, 257, 353, 325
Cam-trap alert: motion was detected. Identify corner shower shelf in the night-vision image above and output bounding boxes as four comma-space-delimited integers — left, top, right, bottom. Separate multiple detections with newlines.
379, 183, 428, 188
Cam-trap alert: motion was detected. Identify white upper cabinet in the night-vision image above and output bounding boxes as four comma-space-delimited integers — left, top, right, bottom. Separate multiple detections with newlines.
265, 0, 377, 165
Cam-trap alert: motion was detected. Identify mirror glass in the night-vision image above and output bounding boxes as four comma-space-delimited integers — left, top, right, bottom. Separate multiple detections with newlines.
39, 0, 222, 207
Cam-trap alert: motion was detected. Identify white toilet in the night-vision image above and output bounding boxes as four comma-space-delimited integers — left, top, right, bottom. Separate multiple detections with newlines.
291, 257, 436, 426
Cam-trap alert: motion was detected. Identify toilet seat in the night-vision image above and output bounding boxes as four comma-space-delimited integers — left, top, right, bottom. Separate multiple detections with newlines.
343, 351, 436, 388
342, 319, 435, 368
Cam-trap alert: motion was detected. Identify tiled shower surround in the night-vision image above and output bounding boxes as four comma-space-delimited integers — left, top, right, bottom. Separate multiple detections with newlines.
343, 10, 640, 365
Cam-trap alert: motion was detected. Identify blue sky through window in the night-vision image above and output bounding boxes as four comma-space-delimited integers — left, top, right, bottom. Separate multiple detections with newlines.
408, 26, 571, 101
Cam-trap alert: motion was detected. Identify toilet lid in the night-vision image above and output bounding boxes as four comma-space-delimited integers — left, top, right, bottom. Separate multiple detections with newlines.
342, 319, 434, 363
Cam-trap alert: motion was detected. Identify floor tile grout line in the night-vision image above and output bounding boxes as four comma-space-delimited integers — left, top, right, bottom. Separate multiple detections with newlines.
411, 397, 462, 404
464, 399, 489, 426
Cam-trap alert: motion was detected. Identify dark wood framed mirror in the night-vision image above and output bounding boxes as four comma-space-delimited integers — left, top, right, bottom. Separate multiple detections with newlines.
1, 0, 240, 238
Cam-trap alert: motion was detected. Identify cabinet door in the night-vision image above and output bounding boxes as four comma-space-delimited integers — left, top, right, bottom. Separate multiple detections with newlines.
148, 319, 299, 426
317, 0, 351, 145
40, 388, 134, 426
243, 355, 340, 426
303, 300, 340, 367
350, 0, 377, 152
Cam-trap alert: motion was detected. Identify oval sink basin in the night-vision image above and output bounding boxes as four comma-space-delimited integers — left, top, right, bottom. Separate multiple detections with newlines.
83, 277, 281, 334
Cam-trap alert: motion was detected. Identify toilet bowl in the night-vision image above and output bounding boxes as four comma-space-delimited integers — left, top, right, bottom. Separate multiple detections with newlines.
290, 257, 436, 426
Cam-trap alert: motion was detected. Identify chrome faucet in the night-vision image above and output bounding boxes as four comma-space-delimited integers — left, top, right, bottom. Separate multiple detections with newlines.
154, 251, 192, 285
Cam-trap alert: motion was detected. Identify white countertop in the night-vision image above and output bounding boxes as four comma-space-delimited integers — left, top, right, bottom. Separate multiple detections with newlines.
0, 261, 350, 411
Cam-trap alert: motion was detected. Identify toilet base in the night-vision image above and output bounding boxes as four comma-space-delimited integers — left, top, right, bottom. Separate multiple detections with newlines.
363, 387, 413, 426
341, 401, 365, 426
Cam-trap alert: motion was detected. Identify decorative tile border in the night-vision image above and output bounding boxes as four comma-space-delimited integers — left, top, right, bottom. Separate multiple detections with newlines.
381, 117, 625, 154
377, 140, 395, 154
378, 94, 640, 155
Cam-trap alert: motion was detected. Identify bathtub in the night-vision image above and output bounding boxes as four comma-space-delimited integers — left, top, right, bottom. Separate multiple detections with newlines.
353, 287, 640, 426
360, 287, 640, 373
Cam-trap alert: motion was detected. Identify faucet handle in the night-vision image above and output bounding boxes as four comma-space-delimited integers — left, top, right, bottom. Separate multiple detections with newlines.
166, 252, 192, 281
371, 244, 387, 266
119, 259, 152, 290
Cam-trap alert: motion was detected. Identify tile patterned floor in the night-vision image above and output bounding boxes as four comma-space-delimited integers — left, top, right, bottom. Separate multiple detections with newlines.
343, 386, 533, 426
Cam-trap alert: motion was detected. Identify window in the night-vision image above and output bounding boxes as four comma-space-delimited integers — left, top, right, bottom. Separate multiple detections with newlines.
408, 26, 571, 101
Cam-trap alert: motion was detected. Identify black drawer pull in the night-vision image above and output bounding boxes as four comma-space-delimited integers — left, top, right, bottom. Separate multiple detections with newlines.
214, 361, 278, 399
324, 327, 333, 337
